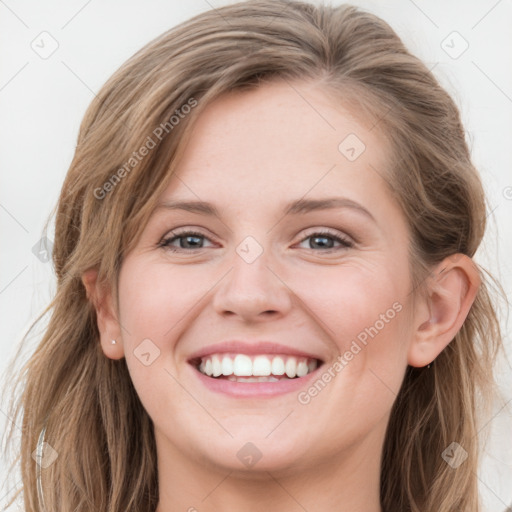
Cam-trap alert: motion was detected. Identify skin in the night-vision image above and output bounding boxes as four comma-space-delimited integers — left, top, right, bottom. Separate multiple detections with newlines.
83, 80, 481, 512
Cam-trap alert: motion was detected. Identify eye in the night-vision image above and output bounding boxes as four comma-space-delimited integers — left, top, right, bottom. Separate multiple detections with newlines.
296, 229, 354, 252
158, 228, 354, 253
158, 229, 215, 252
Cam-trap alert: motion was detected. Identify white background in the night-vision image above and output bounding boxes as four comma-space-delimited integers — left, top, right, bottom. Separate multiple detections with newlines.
0, 1, 511, 510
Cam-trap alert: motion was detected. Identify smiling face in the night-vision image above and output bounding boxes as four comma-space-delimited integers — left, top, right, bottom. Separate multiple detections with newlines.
104, 80, 418, 477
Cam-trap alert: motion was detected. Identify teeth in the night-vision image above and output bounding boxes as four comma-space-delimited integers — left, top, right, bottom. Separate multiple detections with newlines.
297, 360, 308, 377
285, 357, 297, 378
271, 357, 285, 375
212, 355, 222, 377
253, 355, 271, 376
233, 354, 252, 376
196, 353, 319, 379
221, 355, 233, 376
228, 375, 280, 383
205, 359, 213, 376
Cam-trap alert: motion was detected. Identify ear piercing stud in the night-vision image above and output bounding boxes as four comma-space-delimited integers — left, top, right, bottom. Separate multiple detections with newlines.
111, 339, 117, 345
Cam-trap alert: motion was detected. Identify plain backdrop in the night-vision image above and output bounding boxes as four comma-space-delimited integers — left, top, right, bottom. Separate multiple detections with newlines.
1, 0, 511, 510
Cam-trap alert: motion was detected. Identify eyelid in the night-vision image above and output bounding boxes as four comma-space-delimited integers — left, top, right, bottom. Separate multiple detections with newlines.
298, 227, 353, 242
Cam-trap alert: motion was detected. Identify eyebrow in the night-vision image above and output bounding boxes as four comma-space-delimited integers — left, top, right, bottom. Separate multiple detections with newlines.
155, 197, 376, 222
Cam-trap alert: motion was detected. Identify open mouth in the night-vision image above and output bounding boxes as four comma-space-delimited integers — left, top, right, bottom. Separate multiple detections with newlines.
189, 353, 323, 383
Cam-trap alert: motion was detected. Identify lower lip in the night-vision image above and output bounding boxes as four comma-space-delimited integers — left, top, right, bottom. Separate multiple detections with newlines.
190, 364, 322, 398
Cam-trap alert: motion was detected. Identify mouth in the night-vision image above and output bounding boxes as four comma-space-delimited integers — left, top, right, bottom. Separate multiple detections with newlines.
189, 353, 323, 383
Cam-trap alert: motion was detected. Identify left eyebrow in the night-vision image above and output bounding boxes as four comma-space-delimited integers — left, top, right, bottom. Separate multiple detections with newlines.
155, 197, 376, 223
283, 197, 376, 223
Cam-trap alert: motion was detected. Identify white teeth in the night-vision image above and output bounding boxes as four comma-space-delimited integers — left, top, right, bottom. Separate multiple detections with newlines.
196, 353, 320, 379
205, 359, 213, 376
297, 360, 308, 377
212, 355, 222, 377
233, 354, 252, 376
285, 357, 297, 378
228, 375, 280, 383
221, 355, 233, 376
271, 357, 285, 375
253, 355, 271, 376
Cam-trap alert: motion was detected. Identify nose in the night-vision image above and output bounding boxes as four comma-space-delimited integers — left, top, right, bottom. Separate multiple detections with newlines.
212, 244, 293, 323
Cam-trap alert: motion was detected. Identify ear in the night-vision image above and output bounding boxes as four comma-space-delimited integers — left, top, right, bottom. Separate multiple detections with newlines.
408, 254, 481, 367
82, 269, 125, 360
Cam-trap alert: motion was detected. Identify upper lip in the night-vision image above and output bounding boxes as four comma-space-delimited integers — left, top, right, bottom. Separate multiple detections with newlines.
187, 340, 325, 363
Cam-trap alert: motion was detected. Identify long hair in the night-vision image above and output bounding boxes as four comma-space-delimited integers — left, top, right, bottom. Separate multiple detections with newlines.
2, 1, 507, 510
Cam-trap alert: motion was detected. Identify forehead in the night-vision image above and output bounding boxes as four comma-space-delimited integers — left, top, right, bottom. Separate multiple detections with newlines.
161, 80, 397, 222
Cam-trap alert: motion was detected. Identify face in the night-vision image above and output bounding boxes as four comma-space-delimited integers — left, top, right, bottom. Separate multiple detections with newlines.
113, 81, 416, 475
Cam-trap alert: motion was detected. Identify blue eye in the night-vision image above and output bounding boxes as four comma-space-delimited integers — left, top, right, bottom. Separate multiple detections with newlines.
159, 229, 353, 253
159, 230, 213, 251
297, 230, 353, 251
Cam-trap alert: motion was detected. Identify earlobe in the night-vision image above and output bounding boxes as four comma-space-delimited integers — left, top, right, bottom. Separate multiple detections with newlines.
81, 269, 125, 360
407, 254, 481, 368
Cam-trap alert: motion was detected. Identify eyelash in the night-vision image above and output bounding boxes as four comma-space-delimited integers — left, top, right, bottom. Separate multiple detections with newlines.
158, 228, 354, 253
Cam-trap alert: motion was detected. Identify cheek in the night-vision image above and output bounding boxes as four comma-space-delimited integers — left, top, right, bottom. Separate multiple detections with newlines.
117, 261, 201, 418
294, 265, 409, 397
116, 262, 189, 393
298, 265, 406, 348
117, 260, 229, 401
289, 269, 409, 460
118, 260, 206, 341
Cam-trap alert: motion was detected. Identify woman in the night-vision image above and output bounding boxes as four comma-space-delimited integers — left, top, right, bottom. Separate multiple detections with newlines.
2, 1, 507, 511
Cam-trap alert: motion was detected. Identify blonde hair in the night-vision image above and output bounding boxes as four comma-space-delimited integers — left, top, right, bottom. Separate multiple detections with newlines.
2, 1, 507, 511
